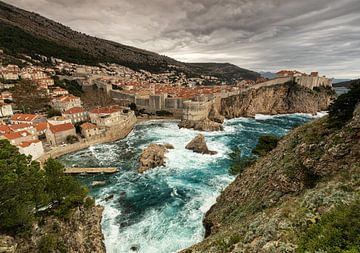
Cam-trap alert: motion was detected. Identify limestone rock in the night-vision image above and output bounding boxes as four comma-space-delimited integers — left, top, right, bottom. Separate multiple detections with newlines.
179, 119, 223, 132
138, 144, 169, 173
164, 143, 174, 149
6, 205, 105, 253
221, 83, 336, 118
185, 134, 217, 155
208, 105, 225, 124
0, 236, 16, 253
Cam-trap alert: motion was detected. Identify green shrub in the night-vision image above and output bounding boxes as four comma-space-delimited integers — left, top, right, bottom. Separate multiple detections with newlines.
156, 110, 173, 116
328, 81, 360, 128
0, 140, 88, 235
38, 234, 58, 253
47, 108, 62, 118
229, 148, 256, 175
252, 135, 280, 157
297, 196, 360, 253
84, 197, 95, 209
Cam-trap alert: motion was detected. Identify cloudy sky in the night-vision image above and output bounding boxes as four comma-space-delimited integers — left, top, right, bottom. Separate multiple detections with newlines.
5, 0, 360, 78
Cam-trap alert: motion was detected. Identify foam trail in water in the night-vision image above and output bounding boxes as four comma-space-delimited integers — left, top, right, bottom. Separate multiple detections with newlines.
59, 116, 313, 253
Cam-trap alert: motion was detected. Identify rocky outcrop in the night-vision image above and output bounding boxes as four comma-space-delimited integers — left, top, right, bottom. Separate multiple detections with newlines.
208, 105, 225, 124
185, 134, 217, 155
221, 83, 336, 118
183, 104, 360, 253
179, 119, 223, 132
138, 144, 171, 173
0, 205, 105, 253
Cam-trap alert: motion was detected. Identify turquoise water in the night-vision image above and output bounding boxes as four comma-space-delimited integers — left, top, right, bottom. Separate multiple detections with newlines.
59, 114, 319, 253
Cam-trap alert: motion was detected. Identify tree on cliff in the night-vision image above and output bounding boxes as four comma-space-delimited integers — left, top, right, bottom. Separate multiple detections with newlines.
328, 81, 360, 128
0, 140, 88, 235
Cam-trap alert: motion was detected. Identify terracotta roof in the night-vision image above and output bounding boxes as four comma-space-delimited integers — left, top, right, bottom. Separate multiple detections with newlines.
18, 140, 41, 148
63, 107, 86, 114
3, 130, 31, 140
35, 122, 48, 132
89, 107, 120, 114
80, 122, 97, 130
9, 123, 34, 131
49, 123, 74, 133
11, 114, 39, 122
0, 125, 11, 134
53, 95, 80, 102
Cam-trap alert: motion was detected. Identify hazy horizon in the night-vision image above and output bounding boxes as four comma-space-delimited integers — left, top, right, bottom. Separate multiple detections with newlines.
4, 0, 360, 79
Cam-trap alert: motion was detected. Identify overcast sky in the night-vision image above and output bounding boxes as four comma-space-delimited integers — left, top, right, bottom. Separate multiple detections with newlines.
5, 0, 360, 78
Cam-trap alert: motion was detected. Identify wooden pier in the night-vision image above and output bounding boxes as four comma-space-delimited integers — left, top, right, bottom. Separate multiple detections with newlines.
64, 167, 118, 174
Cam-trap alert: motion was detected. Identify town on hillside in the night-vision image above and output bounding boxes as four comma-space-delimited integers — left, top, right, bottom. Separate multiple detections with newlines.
0, 51, 333, 161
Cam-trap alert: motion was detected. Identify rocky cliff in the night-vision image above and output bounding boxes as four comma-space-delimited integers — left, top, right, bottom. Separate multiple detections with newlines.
0, 205, 105, 253
221, 83, 336, 118
183, 104, 360, 253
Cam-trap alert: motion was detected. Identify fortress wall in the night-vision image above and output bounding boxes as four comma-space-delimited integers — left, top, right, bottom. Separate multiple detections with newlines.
295, 76, 332, 89
182, 100, 212, 121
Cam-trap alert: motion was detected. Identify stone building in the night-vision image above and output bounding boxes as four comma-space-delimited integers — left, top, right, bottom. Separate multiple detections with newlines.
80, 122, 103, 139
51, 95, 82, 112
62, 107, 89, 124
1, 130, 36, 145
10, 114, 46, 125
17, 140, 44, 160
46, 123, 76, 146
89, 106, 132, 128
0, 103, 13, 117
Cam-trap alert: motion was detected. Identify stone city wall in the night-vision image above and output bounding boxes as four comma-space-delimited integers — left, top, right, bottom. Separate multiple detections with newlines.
38, 113, 137, 163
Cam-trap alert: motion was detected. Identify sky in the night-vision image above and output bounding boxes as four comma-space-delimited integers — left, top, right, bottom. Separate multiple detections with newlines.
5, 0, 360, 79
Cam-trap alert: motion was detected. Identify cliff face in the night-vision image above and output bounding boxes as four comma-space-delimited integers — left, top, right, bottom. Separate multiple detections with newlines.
221, 84, 335, 118
183, 104, 360, 253
0, 205, 105, 253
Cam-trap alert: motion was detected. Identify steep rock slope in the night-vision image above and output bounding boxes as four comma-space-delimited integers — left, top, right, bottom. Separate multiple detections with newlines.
221, 83, 335, 118
184, 104, 360, 253
0, 205, 105, 253
0, 1, 259, 80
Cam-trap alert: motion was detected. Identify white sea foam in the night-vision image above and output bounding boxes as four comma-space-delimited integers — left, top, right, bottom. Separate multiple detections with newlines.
60, 116, 312, 253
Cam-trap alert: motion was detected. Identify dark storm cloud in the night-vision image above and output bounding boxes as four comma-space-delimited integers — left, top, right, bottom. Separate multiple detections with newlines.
5, 0, 360, 78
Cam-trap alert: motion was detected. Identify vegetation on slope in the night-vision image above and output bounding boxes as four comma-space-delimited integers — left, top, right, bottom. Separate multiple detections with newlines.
0, 140, 91, 236
297, 196, 360, 253
0, 1, 259, 80
328, 80, 360, 128
229, 135, 280, 175
185, 85, 360, 252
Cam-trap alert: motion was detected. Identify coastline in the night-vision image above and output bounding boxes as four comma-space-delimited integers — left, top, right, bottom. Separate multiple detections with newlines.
37, 116, 180, 163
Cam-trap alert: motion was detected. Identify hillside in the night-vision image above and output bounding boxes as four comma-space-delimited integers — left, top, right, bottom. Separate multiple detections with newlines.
0, 1, 259, 81
333, 79, 360, 88
184, 85, 360, 252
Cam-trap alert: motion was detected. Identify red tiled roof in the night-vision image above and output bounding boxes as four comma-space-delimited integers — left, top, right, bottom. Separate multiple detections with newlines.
53, 95, 80, 102
89, 107, 120, 114
63, 107, 86, 114
3, 130, 31, 140
11, 114, 39, 122
0, 124, 11, 134
35, 122, 48, 132
9, 123, 34, 131
18, 140, 41, 148
80, 122, 97, 130
49, 123, 74, 133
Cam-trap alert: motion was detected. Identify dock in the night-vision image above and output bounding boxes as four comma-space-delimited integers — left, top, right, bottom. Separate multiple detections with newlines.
64, 167, 119, 174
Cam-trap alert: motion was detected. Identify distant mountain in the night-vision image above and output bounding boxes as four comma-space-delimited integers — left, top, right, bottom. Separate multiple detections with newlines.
0, 1, 259, 81
259, 71, 277, 79
333, 79, 359, 88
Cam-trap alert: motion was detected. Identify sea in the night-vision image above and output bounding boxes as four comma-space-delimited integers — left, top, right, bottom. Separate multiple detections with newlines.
59, 114, 324, 253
